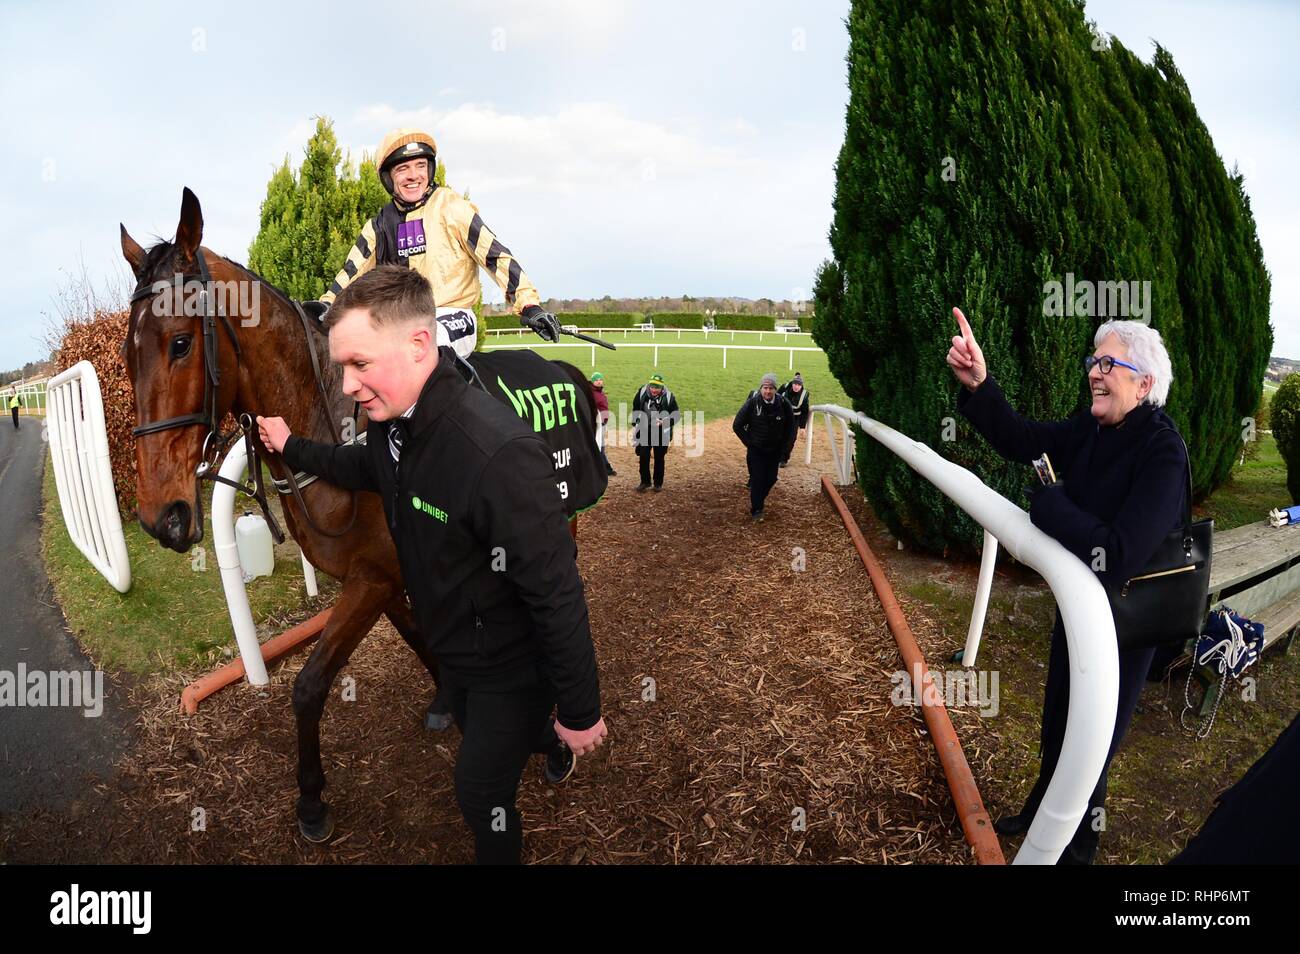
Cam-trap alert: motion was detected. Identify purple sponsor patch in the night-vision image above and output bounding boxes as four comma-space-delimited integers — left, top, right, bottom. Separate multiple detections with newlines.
397, 219, 426, 258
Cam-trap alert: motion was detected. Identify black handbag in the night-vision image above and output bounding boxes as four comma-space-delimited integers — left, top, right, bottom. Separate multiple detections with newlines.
1107, 430, 1212, 652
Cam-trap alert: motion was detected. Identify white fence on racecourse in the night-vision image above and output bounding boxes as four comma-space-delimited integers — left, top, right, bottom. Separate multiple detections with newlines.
484, 340, 823, 370
45, 361, 131, 593
211, 438, 320, 687
484, 326, 813, 345
812, 404, 1118, 866
4, 379, 47, 414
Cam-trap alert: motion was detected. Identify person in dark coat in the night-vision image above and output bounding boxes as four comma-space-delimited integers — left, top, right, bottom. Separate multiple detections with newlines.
733, 372, 796, 522
258, 266, 607, 864
1170, 710, 1300, 864
630, 373, 679, 491
778, 372, 810, 466
948, 307, 1187, 864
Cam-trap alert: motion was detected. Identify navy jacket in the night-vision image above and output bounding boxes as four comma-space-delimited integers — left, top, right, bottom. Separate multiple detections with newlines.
957, 375, 1188, 587
282, 346, 601, 730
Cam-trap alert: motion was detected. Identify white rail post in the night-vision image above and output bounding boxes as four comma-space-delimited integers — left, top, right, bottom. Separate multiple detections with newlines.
300, 551, 319, 598
804, 412, 814, 465
839, 417, 854, 484
822, 411, 842, 483
963, 529, 999, 668
211, 440, 270, 686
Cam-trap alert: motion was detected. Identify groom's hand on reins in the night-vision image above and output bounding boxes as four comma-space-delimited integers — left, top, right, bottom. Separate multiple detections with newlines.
256, 415, 291, 454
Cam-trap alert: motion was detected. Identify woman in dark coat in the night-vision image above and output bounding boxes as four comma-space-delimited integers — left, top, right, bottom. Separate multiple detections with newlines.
948, 307, 1187, 864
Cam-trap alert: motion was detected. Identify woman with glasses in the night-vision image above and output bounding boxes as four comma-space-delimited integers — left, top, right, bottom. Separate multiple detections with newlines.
947, 308, 1187, 864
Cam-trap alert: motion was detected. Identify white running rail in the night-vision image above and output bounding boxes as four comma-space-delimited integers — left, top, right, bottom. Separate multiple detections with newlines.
812, 404, 1119, 865
45, 361, 131, 593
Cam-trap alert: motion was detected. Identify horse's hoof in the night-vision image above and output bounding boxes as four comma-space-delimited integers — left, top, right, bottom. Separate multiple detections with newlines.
298, 809, 335, 844
424, 707, 454, 732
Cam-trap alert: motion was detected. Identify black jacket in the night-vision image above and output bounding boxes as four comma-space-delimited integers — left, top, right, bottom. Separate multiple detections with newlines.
957, 374, 1188, 587
779, 382, 811, 427
733, 392, 797, 453
282, 346, 601, 730
630, 384, 680, 448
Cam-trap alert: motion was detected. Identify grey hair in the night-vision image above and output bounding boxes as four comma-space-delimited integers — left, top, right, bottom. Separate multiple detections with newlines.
1094, 320, 1172, 407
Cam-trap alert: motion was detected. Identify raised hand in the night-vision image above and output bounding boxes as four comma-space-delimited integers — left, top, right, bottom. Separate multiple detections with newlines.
946, 306, 987, 391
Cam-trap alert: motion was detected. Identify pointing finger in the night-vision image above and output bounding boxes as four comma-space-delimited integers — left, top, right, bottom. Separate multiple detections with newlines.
953, 307, 974, 345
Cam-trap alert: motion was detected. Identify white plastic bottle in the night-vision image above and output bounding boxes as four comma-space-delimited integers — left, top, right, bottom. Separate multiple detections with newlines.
235, 511, 275, 581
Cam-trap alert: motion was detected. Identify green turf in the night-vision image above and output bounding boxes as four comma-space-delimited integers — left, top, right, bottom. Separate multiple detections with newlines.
1196, 432, 1290, 531
41, 457, 335, 676
483, 328, 846, 424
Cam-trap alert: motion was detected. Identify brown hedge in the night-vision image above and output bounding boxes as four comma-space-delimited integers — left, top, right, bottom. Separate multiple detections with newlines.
54, 309, 138, 515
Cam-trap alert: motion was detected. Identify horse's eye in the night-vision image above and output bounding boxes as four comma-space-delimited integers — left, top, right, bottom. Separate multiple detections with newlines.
170, 335, 193, 360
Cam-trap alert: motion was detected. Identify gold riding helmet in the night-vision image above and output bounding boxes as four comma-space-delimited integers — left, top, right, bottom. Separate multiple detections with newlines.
376, 128, 438, 196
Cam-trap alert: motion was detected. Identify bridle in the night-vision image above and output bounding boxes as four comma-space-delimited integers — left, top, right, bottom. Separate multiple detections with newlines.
128, 247, 357, 545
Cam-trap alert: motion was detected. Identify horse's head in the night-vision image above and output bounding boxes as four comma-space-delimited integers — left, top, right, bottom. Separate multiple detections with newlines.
121, 188, 242, 552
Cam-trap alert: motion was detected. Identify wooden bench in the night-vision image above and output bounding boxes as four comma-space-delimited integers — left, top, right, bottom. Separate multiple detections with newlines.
1207, 519, 1300, 654
1178, 519, 1300, 715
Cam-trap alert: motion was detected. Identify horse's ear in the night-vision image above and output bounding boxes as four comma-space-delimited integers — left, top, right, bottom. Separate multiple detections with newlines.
175, 187, 204, 259
120, 224, 146, 277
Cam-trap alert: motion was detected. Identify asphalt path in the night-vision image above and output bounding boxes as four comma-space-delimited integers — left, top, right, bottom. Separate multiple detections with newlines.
0, 415, 132, 813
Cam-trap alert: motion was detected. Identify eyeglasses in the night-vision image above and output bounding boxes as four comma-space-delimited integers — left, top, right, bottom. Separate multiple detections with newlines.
1084, 355, 1141, 375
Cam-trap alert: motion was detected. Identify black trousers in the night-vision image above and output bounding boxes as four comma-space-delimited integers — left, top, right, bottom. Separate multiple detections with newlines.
1016, 618, 1155, 863
747, 446, 782, 514
781, 421, 805, 463
10, 407, 17, 429
437, 661, 559, 864
636, 445, 667, 486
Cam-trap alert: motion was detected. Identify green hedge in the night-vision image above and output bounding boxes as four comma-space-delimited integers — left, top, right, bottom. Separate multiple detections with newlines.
1273, 373, 1300, 505
713, 313, 777, 331
484, 311, 647, 330
552, 312, 646, 328
647, 312, 706, 329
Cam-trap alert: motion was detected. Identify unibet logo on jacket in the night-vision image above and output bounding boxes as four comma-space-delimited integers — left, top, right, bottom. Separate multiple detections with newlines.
410, 495, 448, 523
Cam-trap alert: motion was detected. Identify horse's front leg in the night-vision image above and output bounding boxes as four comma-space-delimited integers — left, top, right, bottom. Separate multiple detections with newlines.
292, 568, 395, 842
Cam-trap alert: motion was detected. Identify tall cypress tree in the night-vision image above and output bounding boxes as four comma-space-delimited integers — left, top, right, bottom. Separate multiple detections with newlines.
815, 0, 1272, 552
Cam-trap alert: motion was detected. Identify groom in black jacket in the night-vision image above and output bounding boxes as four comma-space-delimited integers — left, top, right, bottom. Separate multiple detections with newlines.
257, 266, 607, 864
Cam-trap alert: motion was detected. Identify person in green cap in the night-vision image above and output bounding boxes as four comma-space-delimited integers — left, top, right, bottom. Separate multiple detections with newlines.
8, 391, 19, 429
590, 372, 615, 476
630, 373, 679, 491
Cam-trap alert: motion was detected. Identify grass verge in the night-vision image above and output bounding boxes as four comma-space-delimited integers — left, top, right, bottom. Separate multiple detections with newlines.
41, 453, 336, 677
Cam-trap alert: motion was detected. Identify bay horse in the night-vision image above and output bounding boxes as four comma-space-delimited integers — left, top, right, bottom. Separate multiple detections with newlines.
121, 187, 603, 843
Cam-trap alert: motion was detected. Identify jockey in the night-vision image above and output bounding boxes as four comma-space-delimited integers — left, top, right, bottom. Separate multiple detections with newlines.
317, 127, 561, 356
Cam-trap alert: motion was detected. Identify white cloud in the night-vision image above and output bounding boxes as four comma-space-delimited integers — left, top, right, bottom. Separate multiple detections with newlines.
353, 100, 764, 197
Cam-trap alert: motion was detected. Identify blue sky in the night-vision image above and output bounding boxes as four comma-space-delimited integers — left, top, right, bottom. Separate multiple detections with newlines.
0, 0, 1295, 368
